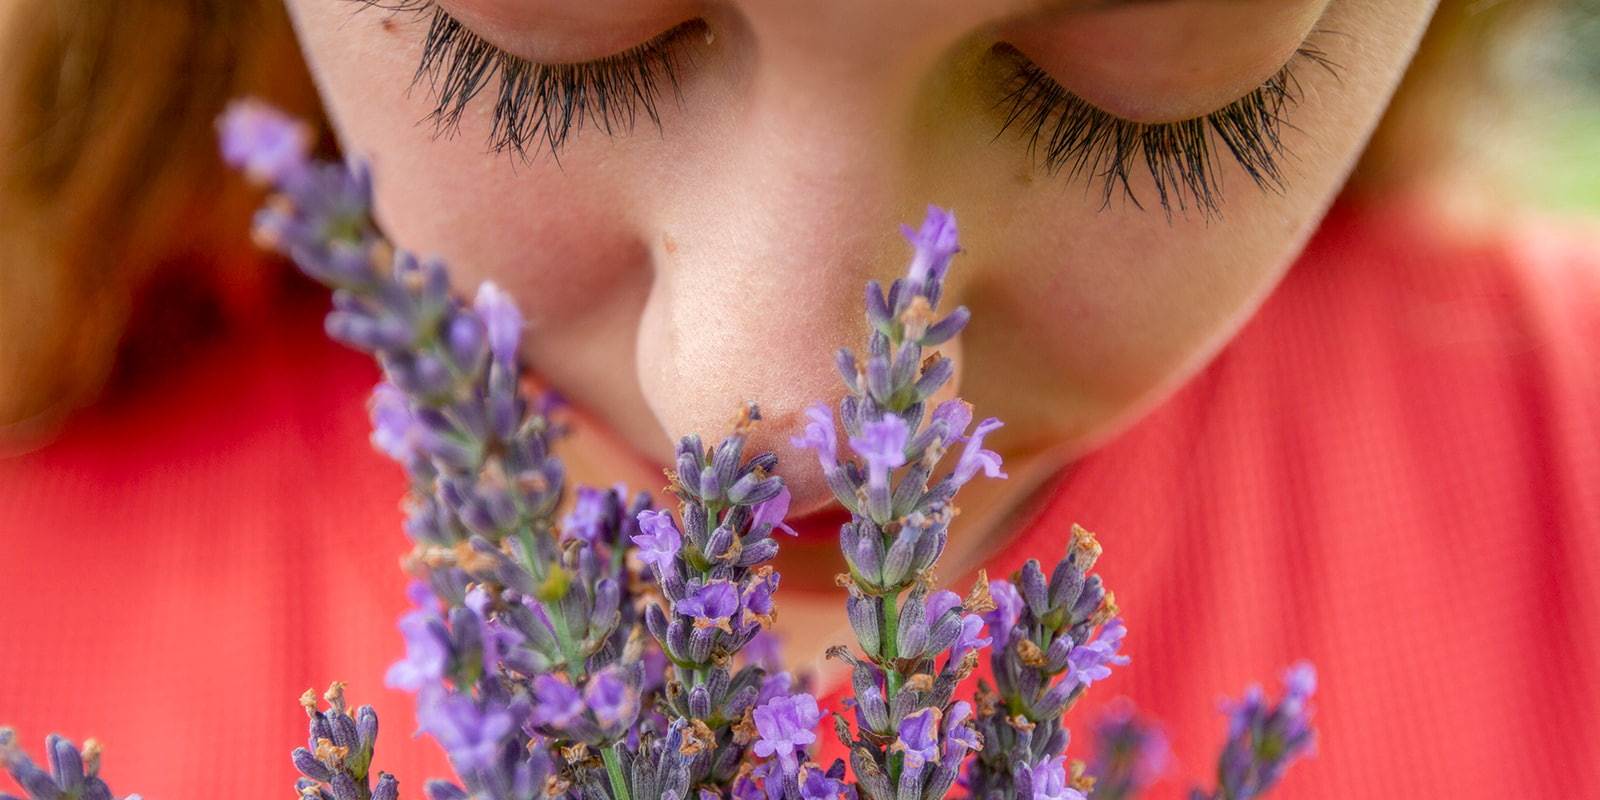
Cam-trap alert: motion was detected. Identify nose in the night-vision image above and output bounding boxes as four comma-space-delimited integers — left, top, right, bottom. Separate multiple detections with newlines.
632, 50, 938, 511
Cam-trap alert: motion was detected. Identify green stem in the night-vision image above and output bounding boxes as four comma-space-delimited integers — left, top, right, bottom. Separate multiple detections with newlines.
513, 527, 586, 678
880, 591, 902, 699
546, 600, 587, 680
602, 743, 631, 800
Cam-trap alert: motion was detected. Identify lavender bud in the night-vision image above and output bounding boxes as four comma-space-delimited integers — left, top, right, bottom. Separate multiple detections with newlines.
473, 282, 523, 366
330, 772, 362, 800
1019, 560, 1050, 618
372, 774, 399, 800
1049, 558, 1086, 614
835, 348, 861, 391
424, 780, 470, 800
895, 591, 930, 658
676, 448, 704, 498
711, 436, 745, 494
865, 281, 892, 327
865, 354, 892, 404
41, 736, 81, 795
919, 306, 969, 347
913, 356, 953, 401
293, 748, 334, 782
847, 593, 881, 658
880, 525, 922, 588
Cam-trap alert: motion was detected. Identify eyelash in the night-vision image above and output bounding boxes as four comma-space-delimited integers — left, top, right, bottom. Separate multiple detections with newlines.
363, 3, 1337, 214
358, 2, 698, 159
993, 41, 1340, 217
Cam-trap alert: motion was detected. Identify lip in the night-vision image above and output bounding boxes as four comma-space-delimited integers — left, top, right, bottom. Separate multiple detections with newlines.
782, 504, 853, 542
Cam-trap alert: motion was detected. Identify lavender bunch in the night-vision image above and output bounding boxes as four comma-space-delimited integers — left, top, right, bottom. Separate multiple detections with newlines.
0, 731, 138, 800
293, 684, 400, 800
1191, 664, 1318, 800
215, 100, 1320, 800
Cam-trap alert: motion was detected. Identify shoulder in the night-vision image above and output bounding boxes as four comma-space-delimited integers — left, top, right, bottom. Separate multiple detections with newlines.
1228, 200, 1600, 451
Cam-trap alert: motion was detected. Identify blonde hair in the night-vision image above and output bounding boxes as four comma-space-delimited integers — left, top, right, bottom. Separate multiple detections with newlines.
0, 0, 1546, 442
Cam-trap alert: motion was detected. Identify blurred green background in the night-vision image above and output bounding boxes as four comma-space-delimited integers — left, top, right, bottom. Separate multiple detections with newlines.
1494, 0, 1600, 212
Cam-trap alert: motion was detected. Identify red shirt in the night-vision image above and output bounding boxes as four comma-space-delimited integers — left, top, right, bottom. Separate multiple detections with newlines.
3, 201, 1598, 798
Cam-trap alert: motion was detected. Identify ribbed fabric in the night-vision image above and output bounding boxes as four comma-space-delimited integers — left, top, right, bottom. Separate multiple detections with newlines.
2, 203, 1598, 798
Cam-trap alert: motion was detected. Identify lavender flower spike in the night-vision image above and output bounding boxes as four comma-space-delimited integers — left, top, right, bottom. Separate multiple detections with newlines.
292, 684, 398, 800
1, 729, 141, 800
1193, 662, 1319, 800
1086, 700, 1170, 800
816, 206, 1006, 800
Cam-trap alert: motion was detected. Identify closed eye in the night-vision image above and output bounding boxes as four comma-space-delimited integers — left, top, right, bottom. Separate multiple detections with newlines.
990, 36, 1341, 218
355, 1, 703, 160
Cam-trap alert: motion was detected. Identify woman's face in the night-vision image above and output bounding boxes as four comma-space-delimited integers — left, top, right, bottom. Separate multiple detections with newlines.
286, 0, 1436, 512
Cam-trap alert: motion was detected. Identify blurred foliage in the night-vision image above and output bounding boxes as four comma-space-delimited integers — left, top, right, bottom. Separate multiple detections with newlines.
1490, 0, 1600, 213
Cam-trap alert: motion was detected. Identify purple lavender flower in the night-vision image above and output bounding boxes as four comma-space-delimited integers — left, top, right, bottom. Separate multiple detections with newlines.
385, 586, 450, 691
755, 669, 796, 706
529, 675, 585, 729
939, 701, 981, 769
473, 282, 523, 367
463, 586, 524, 674
563, 485, 612, 544
850, 415, 909, 488
217, 99, 311, 185
798, 763, 849, 800
743, 569, 781, 624
791, 403, 839, 468
745, 631, 786, 673
953, 417, 1007, 487
293, 685, 395, 800
417, 689, 515, 772
1283, 661, 1316, 705
900, 205, 960, 295
952, 613, 990, 660
751, 693, 823, 771
1024, 756, 1086, 800
752, 486, 798, 536
680, 580, 743, 632
369, 382, 428, 464
983, 579, 1025, 640
632, 509, 683, 574
892, 707, 941, 770
1066, 618, 1129, 690
584, 667, 640, 730
929, 399, 973, 447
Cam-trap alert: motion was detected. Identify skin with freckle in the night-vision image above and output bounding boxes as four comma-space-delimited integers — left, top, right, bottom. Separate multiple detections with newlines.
285, 0, 1438, 529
